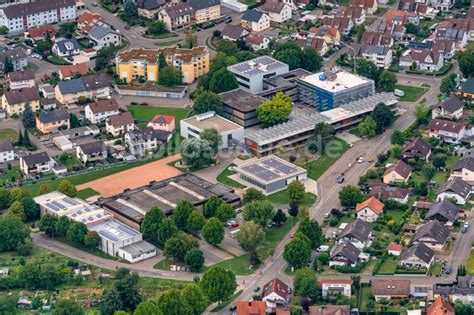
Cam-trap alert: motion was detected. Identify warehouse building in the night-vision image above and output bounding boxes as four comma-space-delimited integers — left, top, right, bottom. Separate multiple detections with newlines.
235, 155, 307, 194
227, 56, 289, 93
297, 69, 375, 112
180, 111, 244, 148
97, 174, 241, 230
33, 191, 156, 263
245, 92, 398, 156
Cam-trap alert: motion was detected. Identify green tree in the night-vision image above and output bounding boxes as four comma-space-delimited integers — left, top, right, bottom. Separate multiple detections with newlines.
216, 39, 239, 56
55, 215, 71, 237
142, 206, 165, 242
101, 270, 142, 315
3, 56, 13, 74
123, 0, 138, 19
158, 51, 167, 70
59, 22, 76, 38
236, 220, 265, 262
294, 268, 320, 302
134, 301, 162, 315
301, 47, 323, 72
283, 233, 311, 269
257, 92, 292, 127
371, 102, 394, 134
243, 200, 274, 228
157, 218, 178, 246
0, 26, 9, 35
157, 289, 191, 315
242, 188, 265, 204
173, 200, 195, 230
391, 130, 405, 145
405, 22, 418, 34
458, 49, 474, 78
440, 73, 457, 94
202, 217, 224, 246
182, 284, 208, 315
200, 128, 222, 155
21, 196, 39, 220
287, 180, 306, 209
158, 66, 182, 86
298, 217, 323, 249
187, 210, 206, 232
101, 287, 123, 315
200, 266, 237, 304
39, 214, 58, 237
377, 70, 397, 92
209, 68, 238, 93
193, 91, 222, 115
215, 203, 235, 222
0, 215, 30, 252
84, 231, 101, 249
183, 31, 198, 49
22, 104, 36, 128
181, 138, 214, 169
147, 20, 167, 35
358, 116, 377, 138
274, 41, 303, 70
8, 200, 25, 221
164, 231, 199, 261
339, 185, 364, 208
272, 209, 287, 226
52, 300, 83, 315
389, 143, 402, 158
356, 58, 382, 84
66, 222, 88, 246
432, 153, 447, 169
313, 122, 335, 150
38, 183, 52, 195
57, 180, 77, 197
70, 113, 80, 128
204, 196, 223, 218
0, 188, 9, 209
184, 247, 205, 272
9, 187, 27, 204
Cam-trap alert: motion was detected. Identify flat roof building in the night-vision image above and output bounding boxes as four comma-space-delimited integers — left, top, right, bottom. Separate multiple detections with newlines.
227, 56, 289, 93
297, 69, 375, 112
220, 88, 266, 128
245, 92, 397, 156
33, 191, 156, 263
235, 155, 307, 194
180, 111, 244, 148
259, 68, 313, 102
97, 174, 241, 230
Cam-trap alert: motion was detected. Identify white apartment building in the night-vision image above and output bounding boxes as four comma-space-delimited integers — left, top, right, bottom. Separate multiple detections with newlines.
0, 140, 14, 163
0, 0, 76, 34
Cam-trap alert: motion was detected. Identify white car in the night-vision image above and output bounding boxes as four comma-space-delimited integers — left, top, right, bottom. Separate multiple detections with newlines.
357, 156, 364, 163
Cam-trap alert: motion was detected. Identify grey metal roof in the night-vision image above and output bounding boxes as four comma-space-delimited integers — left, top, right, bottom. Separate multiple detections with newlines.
426, 200, 460, 222
414, 220, 451, 244
38, 108, 69, 124
245, 93, 397, 146
400, 242, 434, 264
55, 38, 79, 54
242, 9, 264, 22
88, 25, 118, 40
189, 0, 220, 10
437, 178, 471, 200
0, 140, 13, 152
57, 78, 86, 94
338, 218, 371, 243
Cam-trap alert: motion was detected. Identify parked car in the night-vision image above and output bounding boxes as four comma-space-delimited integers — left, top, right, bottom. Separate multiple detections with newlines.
290, 231, 296, 238
253, 287, 261, 292
91, 1, 98, 6
317, 245, 329, 252
229, 305, 237, 312
336, 176, 345, 184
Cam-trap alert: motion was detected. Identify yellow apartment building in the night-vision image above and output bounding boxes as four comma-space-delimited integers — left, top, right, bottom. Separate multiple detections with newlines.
190, 0, 221, 24
116, 47, 209, 84
2, 86, 40, 116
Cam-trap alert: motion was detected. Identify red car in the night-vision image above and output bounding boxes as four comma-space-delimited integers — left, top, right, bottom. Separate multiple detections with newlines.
290, 231, 296, 238
231, 222, 240, 228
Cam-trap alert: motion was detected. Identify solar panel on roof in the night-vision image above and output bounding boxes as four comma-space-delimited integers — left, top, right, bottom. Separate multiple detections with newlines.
117, 223, 138, 236
99, 230, 119, 241
255, 169, 279, 181
262, 158, 297, 174
63, 197, 78, 206
46, 202, 61, 212
51, 200, 66, 209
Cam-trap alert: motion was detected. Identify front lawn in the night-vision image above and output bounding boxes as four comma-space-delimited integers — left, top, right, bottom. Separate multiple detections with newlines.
47, 54, 71, 65
376, 259, 399, 275
446, 155, 460, 170
266, 189, 316, 206
216, 164, 246, 189
466, 250, 474, 275
386, 209, 404, 224
211, 254, 253, 276
304, 137, 350, 180
430, 261, 443, 276
0, 166, 21, 186
128, 106, 190, 125
395, 85, 429, 102
0, 128, 18, 142
358, 286, 372, 312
